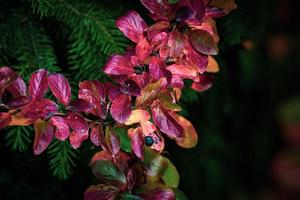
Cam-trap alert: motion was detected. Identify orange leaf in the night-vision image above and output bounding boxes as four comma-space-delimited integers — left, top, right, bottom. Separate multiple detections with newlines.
206, 56, 219, 73
9, 112, 33, 126
124, 109, 151, 125
173, 114, 198, 148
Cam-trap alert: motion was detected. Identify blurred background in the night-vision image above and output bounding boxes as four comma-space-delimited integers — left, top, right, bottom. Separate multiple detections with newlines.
1, 0, 300, 199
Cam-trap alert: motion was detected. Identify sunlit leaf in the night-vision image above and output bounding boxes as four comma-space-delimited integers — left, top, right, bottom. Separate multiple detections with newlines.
173, 114, 198, 148
136, 79, 166, 107
125, 109, 151, 125
116, 10, 147, 43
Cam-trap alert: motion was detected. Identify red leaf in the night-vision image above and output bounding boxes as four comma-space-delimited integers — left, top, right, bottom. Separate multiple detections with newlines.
128, 127, 144, 160
189, 29, 218, 55
190, 0, 206, 21
136, 37, 152, 61
0, 112, 12, 129
185, 44, 209, 74
167, 64, 198, 80
66, 99, 93, 112
48, 73, 71, 106
149, 57, 172, 82
28, 69, 48, 99
0, 67, 18, 96
191, 73, 214, 92
147, 21, 169, 41
78, 80, 107, 119
84, 185, 119, 200
167, 31, 187, 58
90, 125, 104, 147
66, 112, 89, 149
105, 126, 121, 156
50, 116, 70, 141
22, 98, 58, 119
33, 119, 54, 155
110, 94, 131, 123
151, 103, 183, 138
103, 55, 133, 76
116, 11, 147, 43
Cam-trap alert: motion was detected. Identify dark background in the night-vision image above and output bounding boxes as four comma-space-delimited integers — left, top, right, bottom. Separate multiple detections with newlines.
1, 0, 300, 199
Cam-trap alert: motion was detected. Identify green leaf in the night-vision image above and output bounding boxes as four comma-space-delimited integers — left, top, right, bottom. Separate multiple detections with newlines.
121, 193, 143, 200
169, 0, 179, 4
48, 140, 78, 180
158, 90, 182, 111
173, 188, 189, 200
115, 128, 131, 153
5, 126, 33, 152
162, 158, 180, 188
92, 159, 127, 185
143, 147, 180, 188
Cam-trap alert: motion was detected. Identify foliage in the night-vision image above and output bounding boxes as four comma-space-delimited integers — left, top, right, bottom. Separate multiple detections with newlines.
0, 0, 236, 199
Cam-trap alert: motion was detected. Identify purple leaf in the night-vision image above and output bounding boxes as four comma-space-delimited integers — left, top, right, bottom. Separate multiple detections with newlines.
120, 79, 141, 96
50, 116, 70, 141
110, 94, 131, 123
151, 103, 183, 138
7, 76, 27, 97
6, 96, 31, 108
104, 82, 121, 102
0, 66, 18, 96
48, 73, 71, 106
28, 69, 48, 99
33, 119, 54, 155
